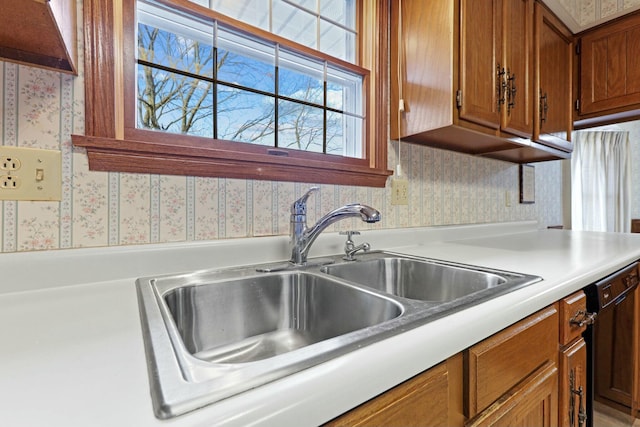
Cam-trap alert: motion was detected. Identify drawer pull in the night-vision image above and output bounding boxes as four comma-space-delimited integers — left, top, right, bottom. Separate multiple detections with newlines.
569, 310, 597, 327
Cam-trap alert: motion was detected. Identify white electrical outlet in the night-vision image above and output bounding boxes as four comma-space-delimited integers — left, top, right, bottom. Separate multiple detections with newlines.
0, 147, 62, 201
391, 178, 409, 205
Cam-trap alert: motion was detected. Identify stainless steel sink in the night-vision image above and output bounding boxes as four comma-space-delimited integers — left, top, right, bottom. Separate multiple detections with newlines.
321, 256, 507, 301
136, 251, 541, 418
164, 272, 401, 364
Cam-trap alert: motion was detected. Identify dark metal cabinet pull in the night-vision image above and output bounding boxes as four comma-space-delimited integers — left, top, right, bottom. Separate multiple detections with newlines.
497, 64, 507, 112
506, 71, 517, 113
569, 369, 587, 427
569, 310, 597, 327
539, 90, 548, 124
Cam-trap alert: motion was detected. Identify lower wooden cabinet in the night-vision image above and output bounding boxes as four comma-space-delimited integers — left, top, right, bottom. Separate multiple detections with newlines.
466, 361, 558, 427
327, 304, 563, 427
558, 291, 589, 427
465, 304, 559, 427
324, 355, 464, 427
560, 338, 587, 427
465, 305, 559, 417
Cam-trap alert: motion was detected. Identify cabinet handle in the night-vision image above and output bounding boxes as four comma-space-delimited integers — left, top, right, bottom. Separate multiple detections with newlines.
506, 71, 517, 113
569, 370, 575, 427
569, 310, 597, 327
569, 370, 587, 427
539, 90, 548, 124
497, 64, 506, 112
573, 384, 586, 427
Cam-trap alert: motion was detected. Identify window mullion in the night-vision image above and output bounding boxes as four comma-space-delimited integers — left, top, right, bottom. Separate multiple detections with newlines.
213, 20, 218, 140
274, 43, 280, 149
323, 61, 327, 154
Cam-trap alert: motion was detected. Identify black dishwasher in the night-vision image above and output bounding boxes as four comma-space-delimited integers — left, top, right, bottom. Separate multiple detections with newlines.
584, 261, 639, 427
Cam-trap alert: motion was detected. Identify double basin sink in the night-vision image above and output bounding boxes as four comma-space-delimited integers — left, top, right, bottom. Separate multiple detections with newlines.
136, 251, 541, 418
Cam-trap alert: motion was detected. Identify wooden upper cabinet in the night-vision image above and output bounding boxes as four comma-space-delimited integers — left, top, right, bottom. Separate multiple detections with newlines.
502, 0, 534, 138
391, 0, 517, 156
534, 2, 573, 151
0, 0, 77, 74
578, 11, 640, 118
460, 0, 533, 138
390, 0, 570, 163
459, 0, 502, 131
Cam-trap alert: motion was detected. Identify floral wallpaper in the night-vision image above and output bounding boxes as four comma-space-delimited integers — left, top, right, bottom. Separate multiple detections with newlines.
0, 0, 565, 253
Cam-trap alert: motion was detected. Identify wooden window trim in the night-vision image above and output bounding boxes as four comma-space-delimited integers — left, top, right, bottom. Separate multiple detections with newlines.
72, 0, 392, 187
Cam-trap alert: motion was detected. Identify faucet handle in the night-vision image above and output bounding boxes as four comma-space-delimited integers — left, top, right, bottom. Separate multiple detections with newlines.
339, 230, 361, 239
291, 187, 319, 215
341, 230, 370, 261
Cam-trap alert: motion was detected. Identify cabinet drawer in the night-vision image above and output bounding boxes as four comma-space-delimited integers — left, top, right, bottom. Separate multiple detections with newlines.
559, 291, 588, 346
466, 304, 559, 416
466, 360, 558, 427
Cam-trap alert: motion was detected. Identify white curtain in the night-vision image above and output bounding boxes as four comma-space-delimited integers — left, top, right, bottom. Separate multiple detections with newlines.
571, 131, 631, 232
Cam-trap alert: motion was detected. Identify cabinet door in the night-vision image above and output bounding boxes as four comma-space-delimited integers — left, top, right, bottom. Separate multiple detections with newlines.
501, 0, 533, 138
579, 12, 640, 116
459, 0, 502, 129
325, 362, 451, 427
560, 339, 587, 427
0, 0, 77, 74
390, 0, 456, 140
534, 2, 572, 151
466, 361, 559, 427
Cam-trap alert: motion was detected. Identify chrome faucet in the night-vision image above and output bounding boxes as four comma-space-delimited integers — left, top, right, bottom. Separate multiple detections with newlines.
290, 187, 381, 265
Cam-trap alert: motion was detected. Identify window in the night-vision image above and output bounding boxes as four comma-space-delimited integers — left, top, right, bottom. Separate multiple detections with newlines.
73, 0, 391, 187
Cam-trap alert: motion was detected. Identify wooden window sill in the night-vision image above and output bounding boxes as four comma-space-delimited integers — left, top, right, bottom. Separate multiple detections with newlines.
72, 135, 392, 187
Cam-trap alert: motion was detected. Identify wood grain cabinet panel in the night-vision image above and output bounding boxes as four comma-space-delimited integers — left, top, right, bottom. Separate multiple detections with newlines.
559, 338, 587, 427
327, 303, 571, 427
458, 0, 503, 131
579, 11, 640, 117
558, 291, 588, 347
466, 304, 559, 417
502, 0, 535, 138
466, 361, 558, 427
325, 357, 464, 427
533, 2, 573, 152
0, 0, 77, 74
465, 303, 562, 427
557, 291, 589, 427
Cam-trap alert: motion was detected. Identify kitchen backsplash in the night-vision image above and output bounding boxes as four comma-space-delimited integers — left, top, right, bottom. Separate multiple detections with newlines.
0, 60, 565, 252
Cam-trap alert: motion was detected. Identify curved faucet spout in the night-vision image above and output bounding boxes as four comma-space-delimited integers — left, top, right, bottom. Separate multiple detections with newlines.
290, 189, 381, 265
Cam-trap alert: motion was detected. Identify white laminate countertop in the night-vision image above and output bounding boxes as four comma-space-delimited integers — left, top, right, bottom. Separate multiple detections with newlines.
2, 221, 640, 427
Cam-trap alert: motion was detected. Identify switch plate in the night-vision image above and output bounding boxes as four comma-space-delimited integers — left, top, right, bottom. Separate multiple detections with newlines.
0, 147, 62, 201
391, 178, 409, 205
